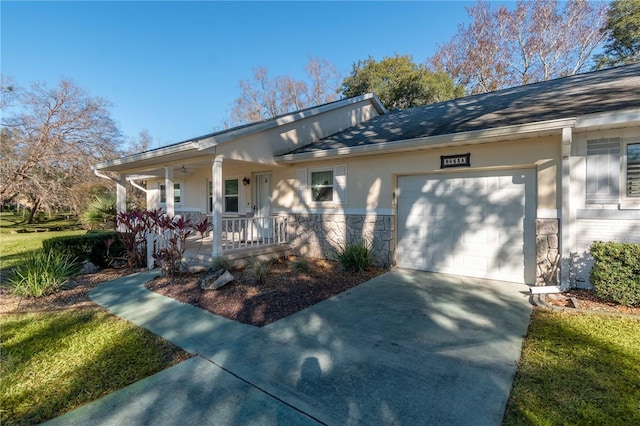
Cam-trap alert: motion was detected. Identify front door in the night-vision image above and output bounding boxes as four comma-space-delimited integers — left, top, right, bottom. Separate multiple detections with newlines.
254, 173, 272, 240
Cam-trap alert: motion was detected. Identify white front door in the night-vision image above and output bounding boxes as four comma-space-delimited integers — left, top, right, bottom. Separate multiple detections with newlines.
254, 173, 272, 240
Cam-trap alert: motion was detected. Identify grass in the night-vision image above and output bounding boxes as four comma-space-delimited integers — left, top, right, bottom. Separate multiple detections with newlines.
0, 212, 86, 271
504, 310, 640, 425
0, 308, 189, 425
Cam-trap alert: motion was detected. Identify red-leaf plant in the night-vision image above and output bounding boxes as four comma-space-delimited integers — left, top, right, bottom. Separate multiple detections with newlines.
116, 209, 162, 267
152, 214, 193, 279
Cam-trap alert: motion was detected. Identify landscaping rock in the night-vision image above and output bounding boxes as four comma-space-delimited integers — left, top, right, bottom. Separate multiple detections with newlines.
199, 268, 234, 290
79, 261, 100, 275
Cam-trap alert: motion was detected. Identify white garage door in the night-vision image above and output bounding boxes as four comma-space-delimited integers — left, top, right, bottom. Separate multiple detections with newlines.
397, 169, 535, 284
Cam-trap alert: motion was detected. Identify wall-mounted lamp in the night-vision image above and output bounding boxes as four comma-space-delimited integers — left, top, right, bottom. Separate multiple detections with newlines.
242, 177, 250, 186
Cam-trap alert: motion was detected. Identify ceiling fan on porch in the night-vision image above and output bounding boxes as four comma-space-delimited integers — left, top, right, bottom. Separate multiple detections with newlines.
178, 165, 189, 177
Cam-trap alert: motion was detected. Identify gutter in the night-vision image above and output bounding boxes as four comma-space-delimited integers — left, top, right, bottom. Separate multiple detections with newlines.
275, 117, 576, 164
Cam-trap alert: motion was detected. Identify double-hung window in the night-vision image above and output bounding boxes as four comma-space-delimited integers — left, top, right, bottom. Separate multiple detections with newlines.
224, 179, 239, 213
160, 183, 181, 204
311, 170, 334, 202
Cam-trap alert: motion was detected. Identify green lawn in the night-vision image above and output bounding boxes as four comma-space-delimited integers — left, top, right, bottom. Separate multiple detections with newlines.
504, 310, 640, 425
0, 212, 87, 271
0, 309, 189, 425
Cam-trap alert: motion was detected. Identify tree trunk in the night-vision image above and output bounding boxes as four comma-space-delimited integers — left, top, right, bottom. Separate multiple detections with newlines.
27, 197, 41, 224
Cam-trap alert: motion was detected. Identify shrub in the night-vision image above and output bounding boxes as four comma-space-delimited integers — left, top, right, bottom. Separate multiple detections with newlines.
590, 241, 640, 306
81, 194, 117, 229
334, 241, 372, 274
247, 257, 269, 284
42, 231, 123, 267
9, 250, 79, 298
290, 256, 311, 273
211, 256, 233, 271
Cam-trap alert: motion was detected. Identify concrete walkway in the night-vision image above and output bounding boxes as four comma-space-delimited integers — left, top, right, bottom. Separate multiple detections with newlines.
45, 269, 533, 426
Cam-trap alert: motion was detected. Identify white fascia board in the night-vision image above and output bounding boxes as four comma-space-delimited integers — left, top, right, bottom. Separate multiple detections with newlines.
575, 108, 640, 129
275, 117, 576, 164
197, 93, 386, 151
94, 141, 199, 170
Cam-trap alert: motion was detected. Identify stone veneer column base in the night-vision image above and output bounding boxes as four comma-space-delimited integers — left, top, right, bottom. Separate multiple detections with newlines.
536, 218, 559, 286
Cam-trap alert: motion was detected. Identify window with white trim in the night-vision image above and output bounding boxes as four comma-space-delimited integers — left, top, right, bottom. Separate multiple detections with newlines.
625, 142, 640, 198
311, 170, 334, 202
224, 179, 239, 213
159, 183, 181, 204
586, 138, 620, 205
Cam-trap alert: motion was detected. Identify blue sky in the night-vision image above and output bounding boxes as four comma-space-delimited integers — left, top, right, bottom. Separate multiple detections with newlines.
2, 1, 477, 149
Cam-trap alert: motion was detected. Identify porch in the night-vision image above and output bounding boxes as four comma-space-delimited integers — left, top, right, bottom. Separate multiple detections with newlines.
180, 216, 292, 268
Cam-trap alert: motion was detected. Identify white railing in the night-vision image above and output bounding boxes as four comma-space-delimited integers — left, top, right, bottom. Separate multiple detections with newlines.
220, 216, 289, 250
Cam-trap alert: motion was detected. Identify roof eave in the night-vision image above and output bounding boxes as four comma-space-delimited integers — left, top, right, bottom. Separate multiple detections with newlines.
275, 117, 577, 164
94, 141, 200, 171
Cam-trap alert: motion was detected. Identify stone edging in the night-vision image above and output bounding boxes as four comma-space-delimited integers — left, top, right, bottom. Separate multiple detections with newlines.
531, 294, 640, 319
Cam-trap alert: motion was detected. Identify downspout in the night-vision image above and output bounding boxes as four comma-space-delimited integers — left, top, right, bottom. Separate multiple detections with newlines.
93, 169, 119, 184
126, 177, 148, 193
559, 127, 573, 291
93, 169, 126, 230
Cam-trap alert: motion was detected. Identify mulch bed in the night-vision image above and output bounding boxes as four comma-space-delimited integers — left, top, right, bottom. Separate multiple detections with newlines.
543, 289, 640, 316
146, 257, 386, 327
0, 268, 143, 314
3, 260, 637, 324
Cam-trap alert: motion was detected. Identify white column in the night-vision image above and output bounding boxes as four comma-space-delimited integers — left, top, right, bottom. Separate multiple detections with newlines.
211, 156, 224, 257
165, 166, 174, 217
116, 175, 127, 231
560, 127, 573, 289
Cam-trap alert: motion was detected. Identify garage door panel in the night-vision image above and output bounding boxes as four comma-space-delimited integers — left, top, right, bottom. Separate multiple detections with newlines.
397, 170, 535, 284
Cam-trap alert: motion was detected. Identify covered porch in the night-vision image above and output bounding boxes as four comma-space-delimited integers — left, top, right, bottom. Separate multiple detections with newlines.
182, 215, 292, 267
94, 146, 290, 265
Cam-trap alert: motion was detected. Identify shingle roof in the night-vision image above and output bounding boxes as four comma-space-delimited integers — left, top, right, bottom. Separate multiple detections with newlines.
284, 63, 640, 155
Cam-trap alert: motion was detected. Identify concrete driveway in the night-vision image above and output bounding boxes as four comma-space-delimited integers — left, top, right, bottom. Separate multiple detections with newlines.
46, 269, 533, 426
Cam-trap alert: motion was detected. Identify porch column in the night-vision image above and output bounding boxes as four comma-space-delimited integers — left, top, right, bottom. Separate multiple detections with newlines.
116, 175, 127, 231
211, 156, 224, 257
165, 166, 175, 217
560, 127, 573, 289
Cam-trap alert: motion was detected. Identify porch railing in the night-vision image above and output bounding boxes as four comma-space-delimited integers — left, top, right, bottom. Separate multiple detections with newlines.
220, 216, 289, 250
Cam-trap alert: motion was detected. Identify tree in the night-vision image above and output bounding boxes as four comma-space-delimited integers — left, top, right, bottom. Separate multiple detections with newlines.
595, 0, 640, 69
430, 0, 608, 94
0, 78, 121, 223
228, 56, 340, 126
341, 54, 464, 110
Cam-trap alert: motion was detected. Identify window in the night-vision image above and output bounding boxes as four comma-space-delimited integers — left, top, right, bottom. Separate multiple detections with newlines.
160, 183, 181, 204
625, 143, 640, 198
586, 138, 620, 205
224, 179, 239, 213
311, 170, 334, 202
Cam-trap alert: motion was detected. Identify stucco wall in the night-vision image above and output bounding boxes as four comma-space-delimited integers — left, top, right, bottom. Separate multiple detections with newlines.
272, 136, 561, 214
216, 101, 381, 164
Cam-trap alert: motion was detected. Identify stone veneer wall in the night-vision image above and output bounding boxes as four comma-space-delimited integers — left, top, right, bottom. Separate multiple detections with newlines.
287, 213, 395, 267
536, 219, 559, 286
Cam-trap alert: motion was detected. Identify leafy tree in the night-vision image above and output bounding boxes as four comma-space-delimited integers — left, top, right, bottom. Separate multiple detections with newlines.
0, 78, 121, 223
341, 54, 463, 110
229, 56, 340, 126
595, 0, 640, 69
430, 0, 608, 94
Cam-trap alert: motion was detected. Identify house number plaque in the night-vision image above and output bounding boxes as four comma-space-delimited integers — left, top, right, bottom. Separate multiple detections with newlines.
440, 153, 471, 169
